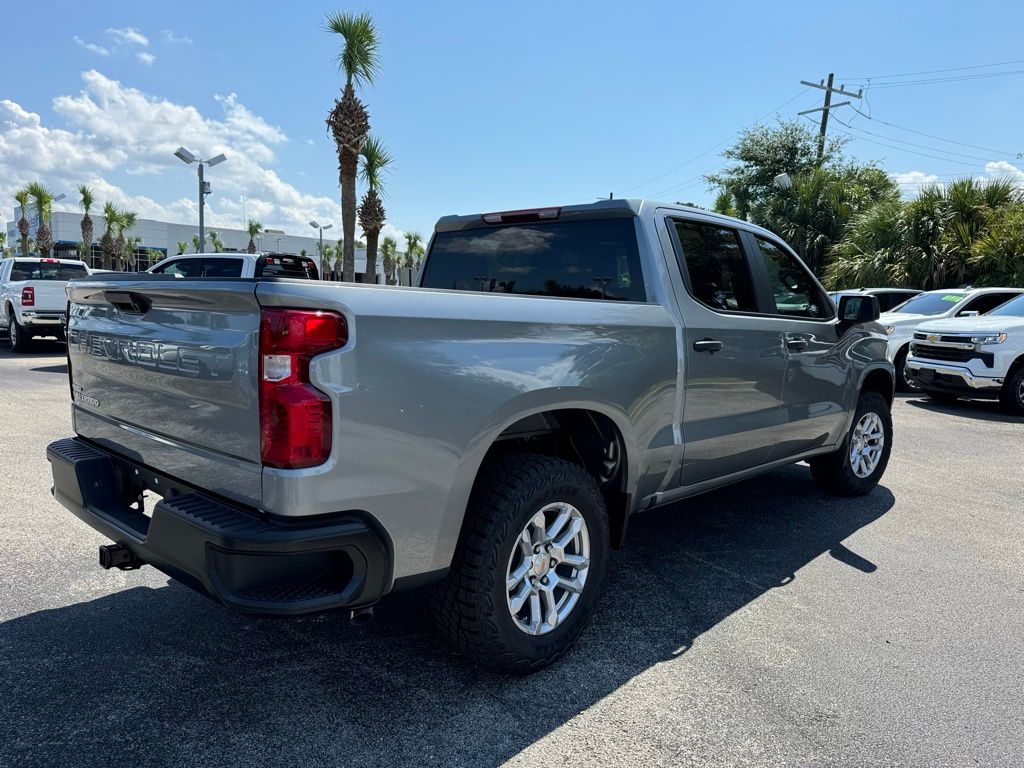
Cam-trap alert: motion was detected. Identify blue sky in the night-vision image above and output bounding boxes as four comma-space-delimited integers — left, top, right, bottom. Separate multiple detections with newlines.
3, 0, 1024, 241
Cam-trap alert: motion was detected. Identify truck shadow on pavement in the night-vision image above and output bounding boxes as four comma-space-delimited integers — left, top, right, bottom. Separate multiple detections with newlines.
902, 394, 1021, 423
0, 465, 893, 768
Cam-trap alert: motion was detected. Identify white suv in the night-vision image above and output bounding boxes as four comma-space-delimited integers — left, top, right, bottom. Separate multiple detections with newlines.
880, 287, 1023, 390
906, 293, 1024, 413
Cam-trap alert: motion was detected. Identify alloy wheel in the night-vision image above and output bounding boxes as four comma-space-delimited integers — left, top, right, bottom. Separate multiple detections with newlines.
849, 412, 885, 478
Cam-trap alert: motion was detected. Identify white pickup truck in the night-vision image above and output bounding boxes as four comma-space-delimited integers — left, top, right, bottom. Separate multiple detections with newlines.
906, 292, 1024, 413
147, 252, 320, 279
1, 257, 91, 352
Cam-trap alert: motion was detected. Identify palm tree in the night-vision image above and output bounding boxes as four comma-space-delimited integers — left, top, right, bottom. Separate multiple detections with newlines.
26, 182, 56, 257
380, 235, 397, 284
115, 210, 137, 270
246, 219, 263, 253
99, 202, 120, 270
14, 187, 31, 256
0, 231, 7, 257
122, 236, 142, 270
191, 235, 202, 253
403, 232, 422, 269
357, 135, 393, 284
176, 240, 188, 255
145, 249, 163, 270
208, 230, 224, 252
78, 185, 95, 265
319, 242, 333, 279
325, 11, 380, 283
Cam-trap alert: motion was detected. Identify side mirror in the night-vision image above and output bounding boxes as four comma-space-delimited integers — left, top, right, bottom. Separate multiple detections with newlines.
837, 294, 880, 335
959, 310, 980, 317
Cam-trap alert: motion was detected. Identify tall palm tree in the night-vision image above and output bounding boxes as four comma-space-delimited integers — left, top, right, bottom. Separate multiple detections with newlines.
191, 235, 202, 253
403, 232, 422, 269
320, 242, 334, 279
99, 202, 120, 270
380, 235, 397, 284
14, 187, 31, 256
357, 135, 393, 283
325, 11, 379, 283
26, 182, 56, 257
176, 240, 188, 255
246, 219, 263, 253
115, 210, 137, 270
78, 185, 95, 264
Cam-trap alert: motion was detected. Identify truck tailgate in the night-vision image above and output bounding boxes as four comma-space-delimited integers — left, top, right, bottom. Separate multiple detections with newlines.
29, 280, 72, 310
66, 278, 263, 508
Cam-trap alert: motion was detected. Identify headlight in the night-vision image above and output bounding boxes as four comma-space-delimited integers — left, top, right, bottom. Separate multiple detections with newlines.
884, 325, 895, 335
971, 333, 1007, 345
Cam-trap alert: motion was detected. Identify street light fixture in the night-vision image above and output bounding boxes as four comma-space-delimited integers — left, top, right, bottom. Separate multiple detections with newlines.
310, 221, 333, 280
174, 146, 227, 251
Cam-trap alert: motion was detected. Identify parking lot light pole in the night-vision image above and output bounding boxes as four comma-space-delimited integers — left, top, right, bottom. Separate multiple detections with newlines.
310, 221, 333, 280
174, 147, 226, 251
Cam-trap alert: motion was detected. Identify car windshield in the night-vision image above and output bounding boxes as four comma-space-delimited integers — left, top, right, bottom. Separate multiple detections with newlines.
10, 260, 89, 280
988, 294, 1024, 317
889, 292, 966, 315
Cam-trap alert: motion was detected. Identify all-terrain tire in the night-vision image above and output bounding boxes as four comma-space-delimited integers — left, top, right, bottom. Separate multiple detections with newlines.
999, 364, 1024, 415
810, 390, 893, 496
433, 453, 609, 674
8, 313, 32, 353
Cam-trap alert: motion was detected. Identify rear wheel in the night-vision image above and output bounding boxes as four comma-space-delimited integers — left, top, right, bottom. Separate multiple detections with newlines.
894, 347, 918, 392
8, 314, 32, 353
434, 454, 609, 674
810, 390, 892, 495
999, 365, 1024, 415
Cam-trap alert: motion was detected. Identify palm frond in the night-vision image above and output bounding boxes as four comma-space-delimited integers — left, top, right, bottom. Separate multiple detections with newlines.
359, 134, 394, 192
324, 11, 380, 87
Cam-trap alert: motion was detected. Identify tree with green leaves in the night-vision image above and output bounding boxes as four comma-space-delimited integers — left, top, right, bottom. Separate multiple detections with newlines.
0, 231, 7, 257
357, 134, 393, 283
176, 240, 188, 255
325, 11, 379, 283
246, 219, 263, 253
208, 230, 224, 252
380, 235, 397, 284
26, 182, 56, 257
319, 242, 333, 278
78, 185, 95, 264
99, 202, 120, 270
145, 249, 163, 269
403, 232, 422, 270
14, 188, 31, 257
115, 210, 137, 270
191, 235, 202, 253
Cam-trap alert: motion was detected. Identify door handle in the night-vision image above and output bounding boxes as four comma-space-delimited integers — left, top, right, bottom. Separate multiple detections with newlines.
786, 337, 808, 351
693, 339, 723, 354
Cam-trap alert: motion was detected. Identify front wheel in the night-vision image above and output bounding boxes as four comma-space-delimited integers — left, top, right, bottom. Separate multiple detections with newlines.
999, 366, 1024, 415
810, 390, 893, 495
894, 347, 918, 392
434, 454, 609, 674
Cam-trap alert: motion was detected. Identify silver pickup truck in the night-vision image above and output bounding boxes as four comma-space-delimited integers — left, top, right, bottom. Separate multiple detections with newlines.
47, 199, 894, 672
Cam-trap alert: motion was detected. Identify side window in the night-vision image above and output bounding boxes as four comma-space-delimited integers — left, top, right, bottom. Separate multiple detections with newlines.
200, 258, 243, 277
959, 292, 1019, 315
754, 237, 829, 319
153, 259, 202, 278
672, 219, 757, 312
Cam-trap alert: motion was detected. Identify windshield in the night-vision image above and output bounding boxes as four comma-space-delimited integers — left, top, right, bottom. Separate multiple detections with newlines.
11, 260, 89, 280
988, 294, 1024, 317
889, 292, 966, 316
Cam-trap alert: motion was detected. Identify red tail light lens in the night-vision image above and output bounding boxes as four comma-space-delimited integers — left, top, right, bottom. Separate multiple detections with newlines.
22, 287, 35, 306
259, 308, 347, 469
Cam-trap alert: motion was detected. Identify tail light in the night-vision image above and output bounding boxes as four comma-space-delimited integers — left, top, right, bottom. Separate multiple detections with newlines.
22, 287, 34, 306
481, 207, 560, 224
259, 308, 347, 469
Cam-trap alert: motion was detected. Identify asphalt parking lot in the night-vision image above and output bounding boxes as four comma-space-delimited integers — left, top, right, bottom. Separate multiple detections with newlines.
1, 339, 1022, 768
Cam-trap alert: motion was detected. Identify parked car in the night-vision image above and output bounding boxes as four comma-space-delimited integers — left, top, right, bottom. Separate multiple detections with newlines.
880, 287, 1024, 390
147, 251, 320, 279
0, 256, 90, 351
47, 199, 894, 672
829, 288, 921, 313
906, 293, 1024, 413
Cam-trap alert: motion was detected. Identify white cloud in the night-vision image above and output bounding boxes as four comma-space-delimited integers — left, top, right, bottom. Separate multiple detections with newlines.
981, 160, 1024, 184
892, 170, 939, 186
136, 51, 156, 66
161, 29, 193, 45
305, 138, 315, 146
73, 36, 110, 57
0, 70, 346, 236
106, 27, 149, 46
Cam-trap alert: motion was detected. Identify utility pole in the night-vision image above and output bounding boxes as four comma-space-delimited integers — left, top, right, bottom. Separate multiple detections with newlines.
798, 73, 862, 165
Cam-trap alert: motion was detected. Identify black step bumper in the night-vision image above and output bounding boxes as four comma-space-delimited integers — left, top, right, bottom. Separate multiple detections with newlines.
47, 437, 390, 615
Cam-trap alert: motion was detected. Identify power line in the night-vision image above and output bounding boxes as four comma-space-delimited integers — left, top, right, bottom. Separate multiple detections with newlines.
848, 105, 1015, 156
830, 115, 994, 163
620, 88, 811, 194
858, 68, 1024, 89
839, 58, 1024, 82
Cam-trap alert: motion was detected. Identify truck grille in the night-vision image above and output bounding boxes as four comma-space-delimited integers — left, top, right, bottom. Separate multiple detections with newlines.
910, 343, 994, 368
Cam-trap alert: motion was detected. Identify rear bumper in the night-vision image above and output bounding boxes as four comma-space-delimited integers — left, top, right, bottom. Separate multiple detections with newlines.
20, 310, 65, 327
904, 361, 1003, 399
46, 437, 391, 615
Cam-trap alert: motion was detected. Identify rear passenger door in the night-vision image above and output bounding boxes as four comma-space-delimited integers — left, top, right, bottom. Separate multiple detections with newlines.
956, 291, 1022, 316
667, 217, 787, 485
747, 235, 848, 459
